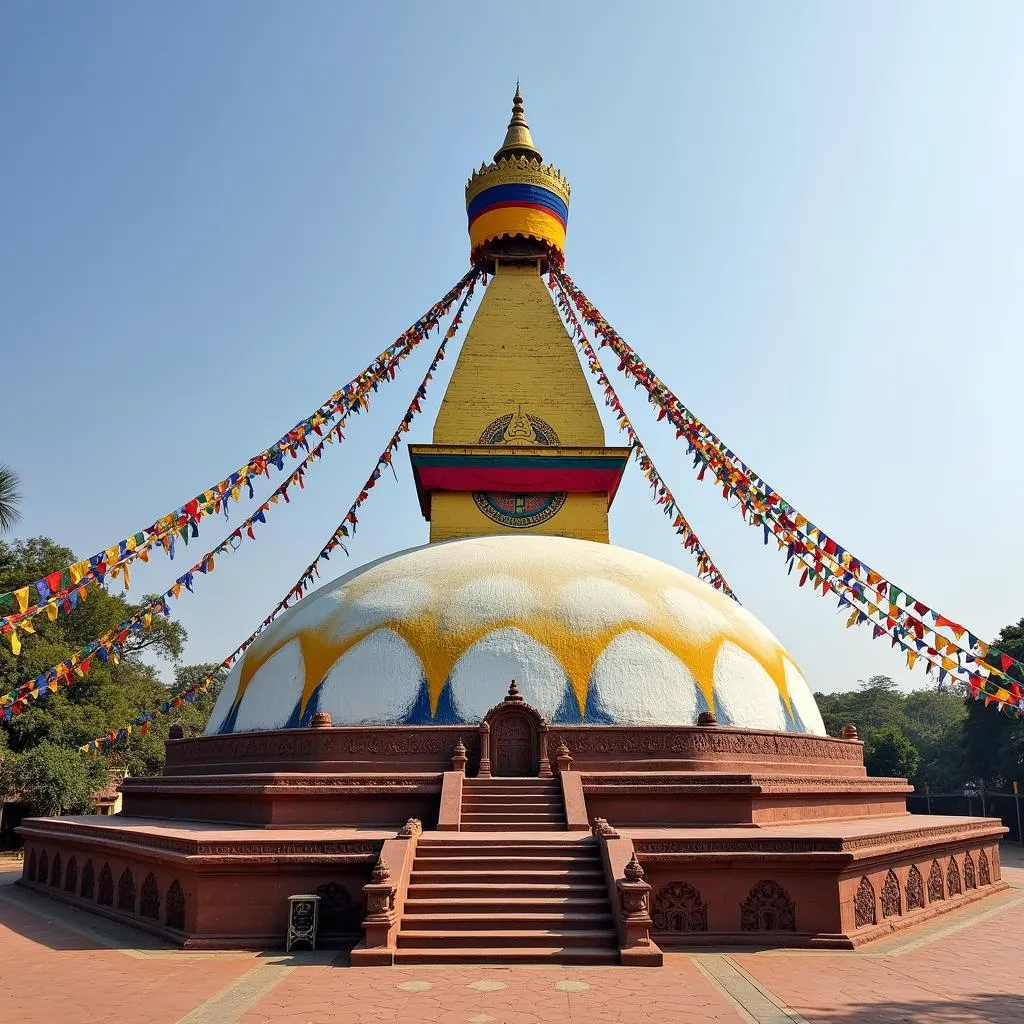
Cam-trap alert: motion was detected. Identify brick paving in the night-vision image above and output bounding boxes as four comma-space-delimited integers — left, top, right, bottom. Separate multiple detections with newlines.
1, 845, 1022, 1024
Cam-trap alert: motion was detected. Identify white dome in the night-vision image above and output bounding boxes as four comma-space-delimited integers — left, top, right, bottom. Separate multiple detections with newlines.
205, 536, 826, 736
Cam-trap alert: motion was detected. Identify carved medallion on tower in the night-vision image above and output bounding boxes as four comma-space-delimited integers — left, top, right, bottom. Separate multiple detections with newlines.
472, 408, 567, 529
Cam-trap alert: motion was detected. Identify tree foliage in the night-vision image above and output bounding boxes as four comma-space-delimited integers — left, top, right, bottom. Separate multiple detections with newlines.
0, 465, 21, 534
0, 742, 109, 816
962, 618, 1024, 787
864, 724, 920, 780
0, 537, 220, 783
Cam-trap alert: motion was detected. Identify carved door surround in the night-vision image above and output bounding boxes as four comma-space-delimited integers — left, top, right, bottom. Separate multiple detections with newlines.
477, 681, 552, 778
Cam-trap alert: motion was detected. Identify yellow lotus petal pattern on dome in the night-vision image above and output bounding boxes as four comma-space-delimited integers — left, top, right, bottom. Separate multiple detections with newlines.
220, 538, 813, 733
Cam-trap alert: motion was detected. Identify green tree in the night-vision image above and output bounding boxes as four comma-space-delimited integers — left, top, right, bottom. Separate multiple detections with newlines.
864, 724, 920, 779
0, 465, 21, 533
963, 618, 1024, 788
902, 689, 968, 792
0, 742, 109, 816
0, 537, 186, 769
815, 675, 907, 737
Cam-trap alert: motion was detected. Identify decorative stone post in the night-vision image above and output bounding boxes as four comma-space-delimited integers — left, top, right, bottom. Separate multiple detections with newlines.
451, 738, 468, 774
361, 858, 397, 949
555, 739, 573, 774
841, 723, 859, 740
396, 818, 422, 839
538, 721, 553, 779
310, 711, 333, 729
478, 720, 492, 779
696, 711, 717, 726
617, 853, 656, 954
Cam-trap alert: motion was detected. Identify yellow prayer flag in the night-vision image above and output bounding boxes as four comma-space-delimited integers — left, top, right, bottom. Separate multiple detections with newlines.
138, 548, 149, 563
46, 603, 58, 622
125, 535, 137, 551
106, 546, 119, 563
9, 628, 21, 655
14, 587, 29, 613
122, 565, 131, 590
846, 610, 858, 628
231, 486, 241, 502
20, 617, 34, 635
906, 650, 918, 670
143, 613, 152, 629
172, 583, 182, 598
70, 562, 87, 585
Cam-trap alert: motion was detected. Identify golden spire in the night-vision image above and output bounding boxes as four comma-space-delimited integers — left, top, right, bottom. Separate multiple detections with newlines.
494, 83, 543, 162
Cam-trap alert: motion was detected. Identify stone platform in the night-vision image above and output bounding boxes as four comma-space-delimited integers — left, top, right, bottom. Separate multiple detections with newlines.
15, 713, 1008, 963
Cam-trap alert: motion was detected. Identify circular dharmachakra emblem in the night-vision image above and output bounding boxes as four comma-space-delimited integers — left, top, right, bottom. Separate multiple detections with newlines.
473, 408, 567, 529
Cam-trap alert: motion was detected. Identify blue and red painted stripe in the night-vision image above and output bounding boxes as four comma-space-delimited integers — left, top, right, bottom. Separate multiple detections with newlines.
467, 183, 569, 229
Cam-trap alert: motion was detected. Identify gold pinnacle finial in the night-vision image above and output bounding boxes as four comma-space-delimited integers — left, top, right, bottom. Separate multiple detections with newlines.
494, 83, 542, 162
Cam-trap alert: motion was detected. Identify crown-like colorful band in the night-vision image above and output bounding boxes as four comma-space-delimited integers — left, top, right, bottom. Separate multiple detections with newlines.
467, 181, 569, 257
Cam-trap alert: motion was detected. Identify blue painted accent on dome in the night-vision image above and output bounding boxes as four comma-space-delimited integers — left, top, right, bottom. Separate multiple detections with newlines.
466, 182, 568, 226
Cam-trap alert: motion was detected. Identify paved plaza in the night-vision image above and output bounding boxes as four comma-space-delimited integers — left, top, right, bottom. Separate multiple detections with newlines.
2, 845, 1021, 1024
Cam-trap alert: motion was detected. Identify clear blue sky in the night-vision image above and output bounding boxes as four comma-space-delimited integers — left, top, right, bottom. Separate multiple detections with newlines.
3, 2, 1022, 696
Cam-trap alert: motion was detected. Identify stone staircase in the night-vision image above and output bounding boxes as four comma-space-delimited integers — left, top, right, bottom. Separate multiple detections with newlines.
460, 777, 565, 831
392, 777, 618, 964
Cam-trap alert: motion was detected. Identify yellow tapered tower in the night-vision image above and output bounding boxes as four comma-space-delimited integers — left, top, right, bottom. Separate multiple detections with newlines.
410, 89, 630, 543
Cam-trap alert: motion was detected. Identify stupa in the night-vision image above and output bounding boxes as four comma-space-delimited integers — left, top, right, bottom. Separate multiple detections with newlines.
18, 89, 1007, 963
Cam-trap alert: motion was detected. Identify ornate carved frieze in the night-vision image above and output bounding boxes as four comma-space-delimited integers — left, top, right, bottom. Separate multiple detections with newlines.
854, 876, 876, 928
905, 865, 924, 911
927, 860, 944, 902
740, 881, 796, 932
881, 870, 901, 918
117, 867, 136, 913
979, 849, 991, 886
166, 879, 185, 930
946, 856, 962, 896
140, 873, 160, 920
651, 881, 707, 933
81, 859, 95, 901
963, 851, 976, 890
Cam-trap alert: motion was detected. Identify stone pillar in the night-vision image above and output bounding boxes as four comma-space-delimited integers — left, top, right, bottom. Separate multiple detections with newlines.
537, 722, 552, 778
617, 853, 660, 965
478, 720, 491, 779
360, 858, 397, 951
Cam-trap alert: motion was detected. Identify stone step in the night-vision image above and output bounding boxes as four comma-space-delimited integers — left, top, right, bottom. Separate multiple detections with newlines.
463, 781, 559, 790
392, 946, 619, 966
459, 822, 566, 832
401, 912, 614, 931
404, 896, 610, 912
417, 839, 588, 850
397, 929, 618, 950
460, 813, 564, 823
406, 883, 608, 900
413, 854, 593, 867
460, 796, 563, 808
410, 870, 604, 885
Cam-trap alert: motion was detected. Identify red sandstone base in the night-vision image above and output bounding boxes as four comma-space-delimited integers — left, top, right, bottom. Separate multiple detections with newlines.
16, 717, 1008, 963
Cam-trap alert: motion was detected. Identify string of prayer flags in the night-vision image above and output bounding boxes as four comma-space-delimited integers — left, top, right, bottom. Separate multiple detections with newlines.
554, 283, 738, 600
78, 271, 483, 753
0, 267, 479, 638
551, 268, 1023, 716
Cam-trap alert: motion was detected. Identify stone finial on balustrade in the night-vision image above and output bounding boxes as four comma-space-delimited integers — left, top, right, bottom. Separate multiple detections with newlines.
617, 851, 654, 951
555, 738, 573, 773
591, 816, 620, 839
397, 818, 423, 839
451, 738, 468, 773
504, 679, 524, 703
363, 857, 398, 935
310, 711, 333, 729
696, 711, 718, 726
841, 723, 859, 740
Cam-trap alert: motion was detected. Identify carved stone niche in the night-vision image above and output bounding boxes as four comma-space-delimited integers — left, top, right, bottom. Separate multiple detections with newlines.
905, 865, 925, 911
964, 851, 977, 890
927, 859, 944, 902
946, 855, 962, 897
979, 848, 992, 886
854, 876, 876, 928
652, 881, 707, 933
740, 880, 795, 932
881, 870, 901, 919
478, 680, 552, 778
